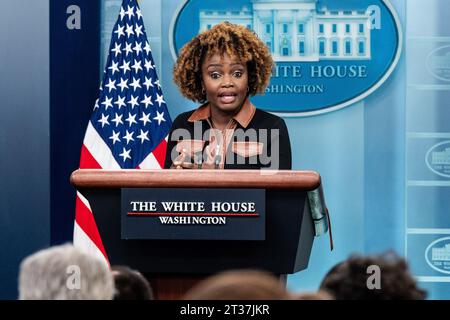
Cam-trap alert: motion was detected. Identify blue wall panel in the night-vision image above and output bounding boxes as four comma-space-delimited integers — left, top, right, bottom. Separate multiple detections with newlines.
406, 0, 450, 299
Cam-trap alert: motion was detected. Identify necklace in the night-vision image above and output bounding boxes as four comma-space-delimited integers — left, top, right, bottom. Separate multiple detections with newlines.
210, 117, 233, 131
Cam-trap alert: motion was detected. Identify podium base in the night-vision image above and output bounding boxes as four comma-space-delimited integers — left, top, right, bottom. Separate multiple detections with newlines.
145, 274, 207, 300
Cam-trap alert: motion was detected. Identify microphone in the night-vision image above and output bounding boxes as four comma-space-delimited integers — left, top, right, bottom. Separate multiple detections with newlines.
214, 145, 221, 169
194, 150, 203, 169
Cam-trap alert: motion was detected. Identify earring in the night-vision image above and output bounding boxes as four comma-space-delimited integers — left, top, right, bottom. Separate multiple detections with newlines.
202, 88, 206, 95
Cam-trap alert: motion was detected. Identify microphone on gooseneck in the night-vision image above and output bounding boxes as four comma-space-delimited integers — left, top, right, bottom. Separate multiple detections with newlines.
214, 144, 221, 169
194, 150, 203, 169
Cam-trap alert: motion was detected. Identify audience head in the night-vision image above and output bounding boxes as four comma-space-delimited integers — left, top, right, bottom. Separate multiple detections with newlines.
183, 269, 289, 300
319, 251, 426, 300
19, 244, 114, 300
289, 290, 334, 300
111, 265, 154, 300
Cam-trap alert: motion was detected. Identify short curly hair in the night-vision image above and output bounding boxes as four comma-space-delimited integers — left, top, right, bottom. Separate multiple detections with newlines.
173, 21, 274, 103
319, 251, 427, 300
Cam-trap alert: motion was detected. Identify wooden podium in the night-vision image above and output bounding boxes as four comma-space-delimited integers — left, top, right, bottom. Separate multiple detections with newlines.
71, 169, 327, 300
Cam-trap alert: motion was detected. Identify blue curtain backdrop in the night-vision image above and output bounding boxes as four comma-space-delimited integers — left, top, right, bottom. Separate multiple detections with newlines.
97, 0, 450, 299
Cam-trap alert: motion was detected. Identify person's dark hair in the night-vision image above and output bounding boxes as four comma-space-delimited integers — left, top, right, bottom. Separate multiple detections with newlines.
183, 269, 289, 300
319, 251, 427, 300
289, 290, 334, 300
111, 266, 154, 300
173, 21, 274, 103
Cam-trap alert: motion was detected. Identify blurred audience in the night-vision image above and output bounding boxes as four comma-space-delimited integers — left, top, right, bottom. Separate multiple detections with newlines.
183, 269, 289, 300
20, 245, 425, 301
111, 265, 154, 300
289, 290, 334, 300
319, 251, 427, 300
19, 244, 114, 300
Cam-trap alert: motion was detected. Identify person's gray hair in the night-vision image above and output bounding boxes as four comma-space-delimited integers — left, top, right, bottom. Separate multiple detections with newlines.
19, 244, 114, 300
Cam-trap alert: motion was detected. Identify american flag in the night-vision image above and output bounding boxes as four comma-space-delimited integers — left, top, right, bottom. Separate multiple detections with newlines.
74, 0, 171, 264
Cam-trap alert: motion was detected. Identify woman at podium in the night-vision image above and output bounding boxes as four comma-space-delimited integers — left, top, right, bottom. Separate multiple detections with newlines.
164, 22, 292, 170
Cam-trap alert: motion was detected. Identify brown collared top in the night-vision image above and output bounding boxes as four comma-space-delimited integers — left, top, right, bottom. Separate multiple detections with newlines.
187, 97, 256, 129
164, 98, 292, 170
185, 99, 256, 169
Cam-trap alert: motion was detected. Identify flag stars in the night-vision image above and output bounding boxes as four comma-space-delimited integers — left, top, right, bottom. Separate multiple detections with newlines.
119, 147, 131, 162
139, 112, 152, 126
136, 8, 142, 20
111, 42, 122, 57
83, 2, 172, 171
114, 95, 127, 109
114, 25, 125, 39
104, 78, 116, 93
134, 24, 143, 38
109, 130, 121, 144
127, 95, 139, 109
98, 113, 110, 128
126, 5, 135, 20
133, 41, 143, 56
112, 113, 124, 127
101, 96, 113, 110
117, 78, 129, 92
144, 59, 153, 72
108, 61, 120, 75
93, 99, 100, 110
143, 76, 153, 90
137, 129, 150, 143
123, 42, 133, 56
126, 113, 138, 126
141, 94, 153, 108
125, 24, 134, 37
123, 130, 135, 144
119, 7, 126, 20
132, 59, 142, 73
119, 60, 131, 74
130, 77, 141, 91
153, 111, 166, 125
155, 93, 166, 107
144, 42, 151, 55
